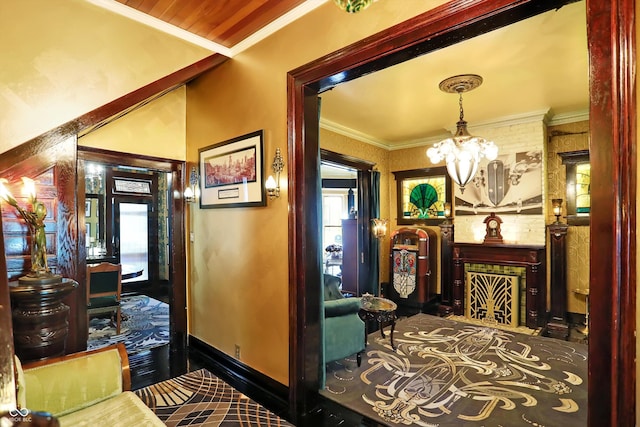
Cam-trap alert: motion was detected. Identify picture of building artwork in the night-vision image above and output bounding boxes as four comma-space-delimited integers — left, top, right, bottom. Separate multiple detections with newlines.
455, 150, 543, 215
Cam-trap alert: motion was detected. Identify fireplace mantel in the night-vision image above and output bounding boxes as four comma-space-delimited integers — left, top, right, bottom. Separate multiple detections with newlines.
452, 243, 546, 329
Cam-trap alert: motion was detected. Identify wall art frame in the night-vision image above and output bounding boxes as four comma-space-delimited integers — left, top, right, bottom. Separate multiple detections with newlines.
199, 130, 266, 209
558, 149, 590, 226
393, 166, 451, 225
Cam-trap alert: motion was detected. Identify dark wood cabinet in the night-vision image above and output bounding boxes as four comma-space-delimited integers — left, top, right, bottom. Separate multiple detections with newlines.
341, 219, 358, 295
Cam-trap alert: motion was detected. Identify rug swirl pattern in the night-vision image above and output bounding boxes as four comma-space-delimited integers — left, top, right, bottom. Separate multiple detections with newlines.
323, 314, 587, 426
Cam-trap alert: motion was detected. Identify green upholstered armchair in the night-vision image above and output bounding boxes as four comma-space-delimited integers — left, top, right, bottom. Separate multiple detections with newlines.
16, 343, 164, 426
323, 274, 365, 366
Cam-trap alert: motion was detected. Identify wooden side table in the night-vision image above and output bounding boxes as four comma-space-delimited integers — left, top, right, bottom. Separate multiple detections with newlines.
573, 288, 590, 337
359, 296, 398, 349
9, 277, 78, 362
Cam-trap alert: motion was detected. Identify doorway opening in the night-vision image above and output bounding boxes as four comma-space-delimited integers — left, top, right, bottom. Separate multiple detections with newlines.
79, 147, 188, 352
287, 1, 634, 425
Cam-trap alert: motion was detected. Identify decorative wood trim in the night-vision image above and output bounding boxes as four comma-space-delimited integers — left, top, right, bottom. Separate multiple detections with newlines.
189, 335, 289, 404
546, 223, 569, 339
0, 214, 17, 411
288, 2, 636, 425
320, 149, 375, 171
587, 0, 636, 424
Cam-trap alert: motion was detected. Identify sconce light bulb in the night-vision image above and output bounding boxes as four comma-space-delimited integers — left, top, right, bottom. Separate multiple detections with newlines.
21, 177, 37, 203
265, 175, 277, 190
444, 202, 452, 218
184, 186, 194, 201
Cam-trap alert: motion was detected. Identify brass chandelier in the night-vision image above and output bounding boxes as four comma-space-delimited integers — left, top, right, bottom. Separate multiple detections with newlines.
334, 0, 374, 13
427, 74, 498, 193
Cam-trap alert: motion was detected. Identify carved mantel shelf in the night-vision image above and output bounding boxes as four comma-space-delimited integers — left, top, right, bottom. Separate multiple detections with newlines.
452, 243, 546, 329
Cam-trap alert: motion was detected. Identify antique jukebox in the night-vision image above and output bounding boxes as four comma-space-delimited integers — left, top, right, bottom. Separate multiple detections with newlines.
388, 227, 438, 314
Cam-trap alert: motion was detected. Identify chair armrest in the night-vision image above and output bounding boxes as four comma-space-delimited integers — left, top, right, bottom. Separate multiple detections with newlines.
325, 297, 361, 318
21, 343, 130, 418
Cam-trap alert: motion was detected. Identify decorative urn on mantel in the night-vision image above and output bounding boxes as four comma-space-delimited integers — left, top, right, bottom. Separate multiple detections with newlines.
0, 177, 78, 362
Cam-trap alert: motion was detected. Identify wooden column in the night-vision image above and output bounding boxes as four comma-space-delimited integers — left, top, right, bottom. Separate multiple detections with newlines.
546, 223, 569, 339
452, 247, 464, 316
438, 222, 454, 315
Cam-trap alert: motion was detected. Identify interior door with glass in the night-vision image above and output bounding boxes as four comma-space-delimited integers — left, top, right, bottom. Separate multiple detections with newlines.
114, 197, 156, 283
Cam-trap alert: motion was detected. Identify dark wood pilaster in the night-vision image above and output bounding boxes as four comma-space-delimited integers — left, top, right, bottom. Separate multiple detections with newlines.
545, 223, 569, 339
438, 222, 454, 315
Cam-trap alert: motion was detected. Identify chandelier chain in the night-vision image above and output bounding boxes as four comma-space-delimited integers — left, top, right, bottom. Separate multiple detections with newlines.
458, 93, 465, 122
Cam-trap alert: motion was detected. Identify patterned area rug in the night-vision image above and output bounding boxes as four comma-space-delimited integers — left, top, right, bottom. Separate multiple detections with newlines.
88, 295, 169, 354
323, 313, 587, 427
135, 368, 295, 427
446, 314, 542, 336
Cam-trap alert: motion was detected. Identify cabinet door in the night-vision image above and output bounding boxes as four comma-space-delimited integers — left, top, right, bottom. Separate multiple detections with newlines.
341, 219, 358, 295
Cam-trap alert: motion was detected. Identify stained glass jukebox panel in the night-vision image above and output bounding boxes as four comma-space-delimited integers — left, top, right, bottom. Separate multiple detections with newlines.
392, 249, 417, 299
465, 271, 520, 327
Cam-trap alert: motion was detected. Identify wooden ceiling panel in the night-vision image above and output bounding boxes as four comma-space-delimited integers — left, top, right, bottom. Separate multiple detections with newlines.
116, 0, 307, 48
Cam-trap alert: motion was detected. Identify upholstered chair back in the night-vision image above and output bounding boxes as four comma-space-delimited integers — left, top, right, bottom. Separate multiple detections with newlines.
323, 274, 344, 301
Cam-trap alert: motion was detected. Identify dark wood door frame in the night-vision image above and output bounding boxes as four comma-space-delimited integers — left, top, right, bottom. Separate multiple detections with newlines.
78, 147, 188, 349
321, 149, 376, 296
287, 1, 635, 425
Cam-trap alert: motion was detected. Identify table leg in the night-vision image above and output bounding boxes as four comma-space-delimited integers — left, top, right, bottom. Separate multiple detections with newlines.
380, 322, 386, 339
390, 319, 396, 350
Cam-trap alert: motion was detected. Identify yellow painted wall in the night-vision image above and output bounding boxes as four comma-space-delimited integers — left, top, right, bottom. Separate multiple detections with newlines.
320, 128, 391, 283
79, 87, 187, 160
546, 121, 590, 314
186, 1, 448, 385
0, 0, 211, 154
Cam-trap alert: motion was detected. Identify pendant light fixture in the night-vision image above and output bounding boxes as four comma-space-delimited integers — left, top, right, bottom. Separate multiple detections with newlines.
334, 0, 374, 13
427, 74, 498, 193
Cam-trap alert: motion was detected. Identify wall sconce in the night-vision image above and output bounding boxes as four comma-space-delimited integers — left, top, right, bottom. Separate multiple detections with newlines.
266, 148, 285, 200
372, 218, 388, 239
552, 198, 563, 223
443, 202, 452, 218
184, 166, 199, 204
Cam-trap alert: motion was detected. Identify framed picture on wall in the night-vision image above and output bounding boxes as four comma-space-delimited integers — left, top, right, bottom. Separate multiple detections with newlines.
559, 150, 590, 225
393, 167, 451, 225
454, 150, 543, 215
198, 130, 266, 209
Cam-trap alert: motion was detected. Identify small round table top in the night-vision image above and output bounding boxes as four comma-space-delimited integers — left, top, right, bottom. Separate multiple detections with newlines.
361, 295, 397, 312
573, 288, 590, 296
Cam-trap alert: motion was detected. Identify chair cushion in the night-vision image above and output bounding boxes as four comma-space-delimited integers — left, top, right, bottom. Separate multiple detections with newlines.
88, 296, 119, 309
323, 274, 344, 301
58, 391, 164, 427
